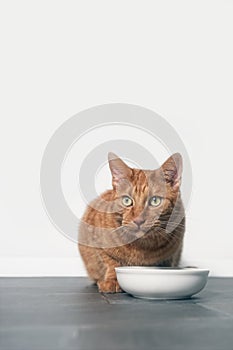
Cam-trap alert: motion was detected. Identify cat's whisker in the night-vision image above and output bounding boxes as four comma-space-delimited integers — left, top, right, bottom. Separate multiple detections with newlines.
159, 220, 185, 227
166, 226, 186, 231
155, 226, 182, 243
154, 230, 172, 245
160, 224, 186, 230
110, 226, 123, 234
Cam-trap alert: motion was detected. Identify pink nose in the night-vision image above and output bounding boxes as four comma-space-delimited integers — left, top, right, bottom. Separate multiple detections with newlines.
133, 217, 145, 227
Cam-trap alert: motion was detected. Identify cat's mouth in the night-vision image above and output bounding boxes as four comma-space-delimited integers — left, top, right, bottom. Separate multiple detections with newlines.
124, 222, 165, 239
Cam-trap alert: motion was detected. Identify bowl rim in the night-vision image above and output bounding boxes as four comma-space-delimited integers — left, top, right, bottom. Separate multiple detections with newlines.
115, 266, 210, 274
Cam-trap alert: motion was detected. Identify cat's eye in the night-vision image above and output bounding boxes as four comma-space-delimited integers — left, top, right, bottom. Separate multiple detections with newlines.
149, 196, 162, 207
122, 196, 133, 207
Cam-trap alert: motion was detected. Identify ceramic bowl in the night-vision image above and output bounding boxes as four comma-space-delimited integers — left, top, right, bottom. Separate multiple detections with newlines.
115, 266, 209, 300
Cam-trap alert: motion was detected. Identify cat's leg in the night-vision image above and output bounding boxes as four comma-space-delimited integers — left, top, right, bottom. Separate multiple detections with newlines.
78, 244, 105, 282
78, 244, 122, 293
97, 250, 122, 293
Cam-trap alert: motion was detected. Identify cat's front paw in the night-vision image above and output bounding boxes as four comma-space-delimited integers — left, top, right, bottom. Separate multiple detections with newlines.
97, 279, 123, 293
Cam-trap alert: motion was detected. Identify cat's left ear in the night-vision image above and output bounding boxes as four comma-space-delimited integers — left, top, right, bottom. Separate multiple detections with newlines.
108, 152, 132, 188
161, 153, 183, 190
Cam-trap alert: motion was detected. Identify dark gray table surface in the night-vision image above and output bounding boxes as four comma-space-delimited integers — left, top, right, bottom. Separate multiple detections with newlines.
0, 277, 233, 350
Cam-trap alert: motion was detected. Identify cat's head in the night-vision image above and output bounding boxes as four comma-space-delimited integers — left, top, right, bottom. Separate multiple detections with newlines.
108, 152, 183, 237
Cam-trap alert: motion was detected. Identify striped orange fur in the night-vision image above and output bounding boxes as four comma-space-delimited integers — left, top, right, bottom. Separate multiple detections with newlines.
78, 153, 185, 293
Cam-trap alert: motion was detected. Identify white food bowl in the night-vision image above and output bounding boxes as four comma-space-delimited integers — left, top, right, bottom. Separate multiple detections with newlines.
115, 266, 209, 300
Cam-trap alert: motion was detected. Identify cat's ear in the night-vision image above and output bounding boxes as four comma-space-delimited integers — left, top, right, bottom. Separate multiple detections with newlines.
108, 152, 132, 188
161, 153, 183, 190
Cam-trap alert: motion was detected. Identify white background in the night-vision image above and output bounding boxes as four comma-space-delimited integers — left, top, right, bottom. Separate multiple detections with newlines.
0, 0, 233, 276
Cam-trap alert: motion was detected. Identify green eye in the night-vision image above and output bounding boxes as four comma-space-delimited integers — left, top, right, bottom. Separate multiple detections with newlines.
149, 196, 162, 207
122, 196, 133, 207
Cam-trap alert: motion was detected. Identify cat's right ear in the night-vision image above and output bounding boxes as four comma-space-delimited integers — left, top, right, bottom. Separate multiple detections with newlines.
108, 152, 132, 188
161, 153, 183, 190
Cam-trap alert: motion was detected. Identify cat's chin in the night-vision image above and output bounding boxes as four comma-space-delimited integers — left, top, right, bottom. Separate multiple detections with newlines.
135, 230, 145, 239
134, 228, 154, 239
123, 225, 162, 242
133, 227, 161, 240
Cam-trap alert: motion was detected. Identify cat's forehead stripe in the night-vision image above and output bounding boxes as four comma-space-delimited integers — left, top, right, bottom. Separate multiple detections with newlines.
132, 170, 148, 194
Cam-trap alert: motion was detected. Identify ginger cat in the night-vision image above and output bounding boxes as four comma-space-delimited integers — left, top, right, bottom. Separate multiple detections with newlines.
78, 153, 185, 293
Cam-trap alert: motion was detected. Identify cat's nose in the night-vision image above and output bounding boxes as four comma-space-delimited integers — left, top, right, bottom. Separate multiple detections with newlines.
133, 217, 145, 228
